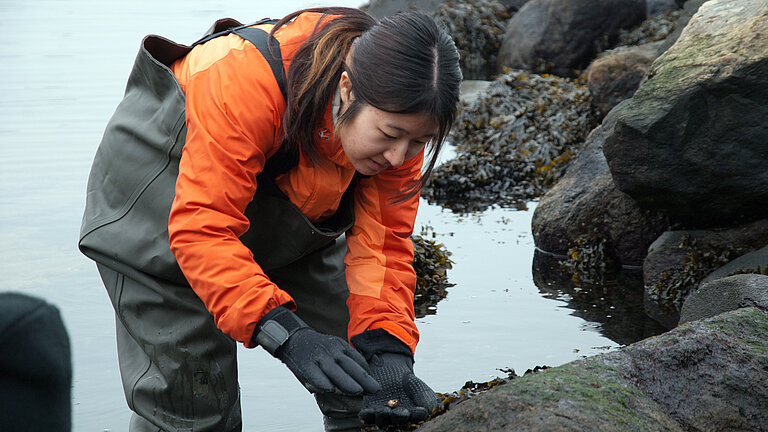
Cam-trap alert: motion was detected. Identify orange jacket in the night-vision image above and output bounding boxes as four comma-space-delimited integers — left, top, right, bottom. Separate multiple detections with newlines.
168, 13, 423, 352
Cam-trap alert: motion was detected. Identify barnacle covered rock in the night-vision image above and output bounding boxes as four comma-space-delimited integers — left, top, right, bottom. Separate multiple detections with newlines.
615, 10, 681, 47
411, 233, 454, 317
422, 70, 596, 212
431, 0, 511, 80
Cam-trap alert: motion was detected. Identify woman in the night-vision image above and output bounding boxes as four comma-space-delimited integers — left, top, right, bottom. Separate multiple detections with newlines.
80, 6, 461, 431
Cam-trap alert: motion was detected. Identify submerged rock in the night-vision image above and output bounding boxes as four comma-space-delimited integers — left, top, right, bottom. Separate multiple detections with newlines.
422, 69, 596, 212
417, 307, 768, 432
431, 0, 511, 80
603, 0, 768, 225
533, 250, 669, 345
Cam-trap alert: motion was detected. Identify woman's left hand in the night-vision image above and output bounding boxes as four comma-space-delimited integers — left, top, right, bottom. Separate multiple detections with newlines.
358, 352, 440, 426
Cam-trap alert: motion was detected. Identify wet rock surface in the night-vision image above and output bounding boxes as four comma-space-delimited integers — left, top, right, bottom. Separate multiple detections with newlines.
602, 0, 768, 225
417, 308, 768, 432
421, 70, 596, 212
531, 125, 669, 268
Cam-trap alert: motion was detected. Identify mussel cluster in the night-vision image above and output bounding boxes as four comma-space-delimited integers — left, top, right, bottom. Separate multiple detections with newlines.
422, 70, 597, 212
431, 0, 511, 80
411, 233, 454, 318
616, 10, 681, 47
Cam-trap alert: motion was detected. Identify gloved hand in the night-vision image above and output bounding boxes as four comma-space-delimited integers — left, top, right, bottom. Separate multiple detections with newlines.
351, 329, 440, 426
253, 306, 381, 396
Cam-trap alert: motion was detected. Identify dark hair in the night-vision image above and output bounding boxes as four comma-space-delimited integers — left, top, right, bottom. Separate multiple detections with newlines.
272, 8, 462, 199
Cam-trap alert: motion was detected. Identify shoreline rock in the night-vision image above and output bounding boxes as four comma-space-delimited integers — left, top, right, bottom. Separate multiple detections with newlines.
417, 308, 768, 431
603, 0, 768, 225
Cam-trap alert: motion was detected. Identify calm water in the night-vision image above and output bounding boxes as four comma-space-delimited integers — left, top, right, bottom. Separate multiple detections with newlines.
0, 1, 646, 430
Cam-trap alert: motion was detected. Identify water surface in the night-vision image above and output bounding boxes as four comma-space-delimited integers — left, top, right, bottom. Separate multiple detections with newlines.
0, 1, 645, 430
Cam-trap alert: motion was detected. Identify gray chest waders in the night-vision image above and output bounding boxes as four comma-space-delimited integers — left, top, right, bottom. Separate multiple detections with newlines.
79, 19, 361, 431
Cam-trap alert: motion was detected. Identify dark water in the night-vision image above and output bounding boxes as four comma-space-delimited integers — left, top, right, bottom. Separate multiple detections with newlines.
0, 1, 662, 430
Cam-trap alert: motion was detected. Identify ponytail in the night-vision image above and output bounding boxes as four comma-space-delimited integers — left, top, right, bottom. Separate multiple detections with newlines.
271, 8, 375, 162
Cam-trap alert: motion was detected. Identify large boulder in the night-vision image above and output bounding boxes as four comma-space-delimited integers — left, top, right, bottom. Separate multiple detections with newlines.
497, 0, 646, 76
655, 0, 708, 55
418, 307, 768, 432
532, 125, 668, 267
679, 274, 768, 324
603, 0, 768, 225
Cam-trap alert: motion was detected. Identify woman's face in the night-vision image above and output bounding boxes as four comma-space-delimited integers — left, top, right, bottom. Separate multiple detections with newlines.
336, 72, 437, 176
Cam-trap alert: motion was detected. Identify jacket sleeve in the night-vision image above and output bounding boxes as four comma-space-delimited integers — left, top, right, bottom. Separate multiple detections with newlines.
168, 39, 295, 348
345, 150, 424, 353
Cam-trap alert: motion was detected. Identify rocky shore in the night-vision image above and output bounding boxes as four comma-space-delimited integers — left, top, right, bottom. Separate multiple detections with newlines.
369, 0, 768, 430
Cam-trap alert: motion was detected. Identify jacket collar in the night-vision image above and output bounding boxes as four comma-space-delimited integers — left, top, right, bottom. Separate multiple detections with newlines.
315, 88, 352, 168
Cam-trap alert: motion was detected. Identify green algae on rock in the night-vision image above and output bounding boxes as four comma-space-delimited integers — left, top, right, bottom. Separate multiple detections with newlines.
416, 308, 768, 431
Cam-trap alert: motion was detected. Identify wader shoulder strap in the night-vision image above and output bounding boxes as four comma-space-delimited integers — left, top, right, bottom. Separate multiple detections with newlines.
193, 19, 296, 177
232, 27, 287, 102
193, 19, 287, 101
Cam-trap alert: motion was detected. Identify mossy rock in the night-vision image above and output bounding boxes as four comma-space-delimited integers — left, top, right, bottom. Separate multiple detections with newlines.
417, 307, 768, 431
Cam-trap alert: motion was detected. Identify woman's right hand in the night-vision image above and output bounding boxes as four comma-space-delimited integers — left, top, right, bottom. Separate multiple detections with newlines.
254, 306, 381, 395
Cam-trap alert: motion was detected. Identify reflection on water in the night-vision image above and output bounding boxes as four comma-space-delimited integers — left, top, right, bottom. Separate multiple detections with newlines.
1, 1, 670, 431
533, 250, 669, 346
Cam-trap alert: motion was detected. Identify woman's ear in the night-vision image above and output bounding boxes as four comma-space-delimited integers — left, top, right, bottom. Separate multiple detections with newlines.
339, 71, 354, 106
